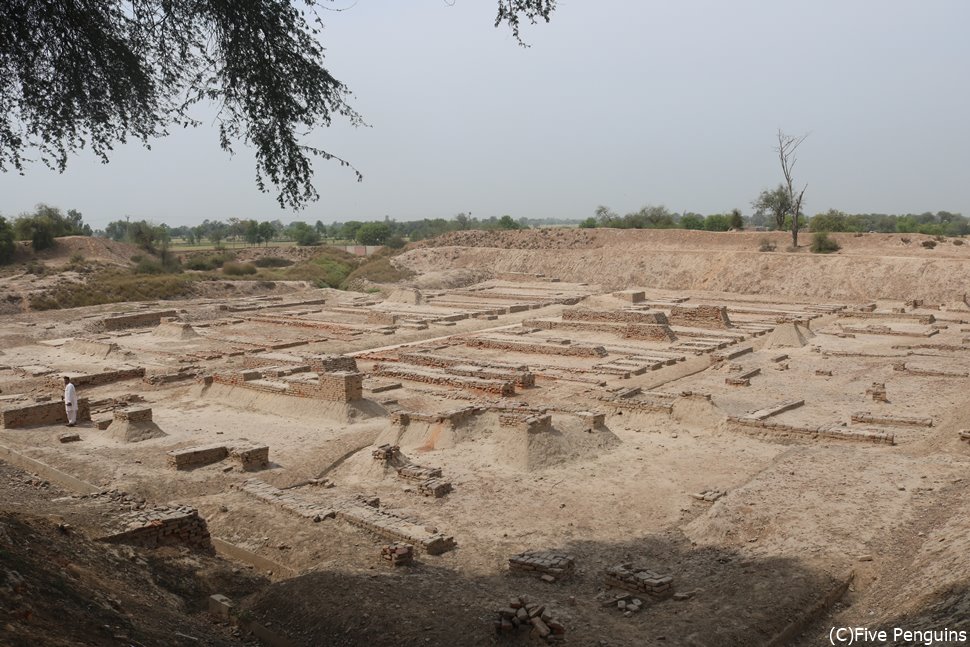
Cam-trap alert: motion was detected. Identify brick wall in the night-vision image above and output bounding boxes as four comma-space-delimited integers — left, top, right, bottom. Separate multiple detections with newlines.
97, 310, 178, 331
669, 305, 733, 329
100, 507, 212, 551
114, 407, 153, 423
464, 337, 608, 358
48, 367, 146, 389
374, 364, 515, 396
563, 308, 669, 325
1, 399, 92, 428
168, 444, 229, 470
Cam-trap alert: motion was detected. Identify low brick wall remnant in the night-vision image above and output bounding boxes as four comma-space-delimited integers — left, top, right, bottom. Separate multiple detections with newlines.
1, 399, 92, 429
669, 305, 733, 329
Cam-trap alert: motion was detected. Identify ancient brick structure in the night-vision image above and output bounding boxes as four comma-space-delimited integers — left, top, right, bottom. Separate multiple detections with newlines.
97, 309, 178, 331
372, 444, 400, 461
396, 352, 534, 387
0, 398, 91, 428
373, 363, 515, 396
613, 290, 645, 303
669, 304, 733, 329
728, 417, 895, 445
230, 445, 269, 471
866, 383, 889, 402
563, 308, 669, 324
210, 369, 364, 402
851, 412, 933, 427
65, 338, 121, 359
366, 311, 399, 325
509, 550, 575, 581
47, 367, 146, 389
605, 564, 674, 599
100, 506, 211, 551
168, 444, 230, 470
525, 318, 676, 342
464, 337, 608, 357
500, 413, 553, 433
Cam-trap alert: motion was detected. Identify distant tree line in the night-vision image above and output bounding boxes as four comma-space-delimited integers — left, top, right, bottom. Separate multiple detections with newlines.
0, 203, 92, 263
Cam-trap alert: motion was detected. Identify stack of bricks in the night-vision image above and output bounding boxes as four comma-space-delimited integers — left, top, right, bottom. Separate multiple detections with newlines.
494, 596, 565, 643
83, 490, 212, 551
866, 383, 889, 402
372, 444, 400, 461
397, 463, 452, 498
509, 550, 575, 582
959, 430, 970, 443
605, 564, 674, 600
380, 542, 414, 566
669, 304, 733, 329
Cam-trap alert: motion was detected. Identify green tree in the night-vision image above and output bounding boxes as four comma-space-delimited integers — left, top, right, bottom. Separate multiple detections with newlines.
356, 222, 391, 245
703, 214, 730, 232
751, 185, 792, 231
578, 217, 598, 229
290, 222, 320, 246
680, 214, 705, 230
258, 221, 276, 245
497, 215, 521, 230
340, 221, 364, 241
595, 205, 619, 227
0, 216, 15, 263
728, 208, 743, 230
1, 1, 556, 209
244, 220, 260, 246
810, 209, 850, 232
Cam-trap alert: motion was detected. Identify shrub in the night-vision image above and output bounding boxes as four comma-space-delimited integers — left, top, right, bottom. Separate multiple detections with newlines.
29, 270, 194, 310
900, 237, 911, 244
758, 238, 776, 252
344, 257, 414, 285
135, 258, 166, 274
953, 239, 964, 246
222, 261, 257, 276
184, 251, 235, 270
69, 252, 85, 264
25, 260, 46, 275
0, 216, 15, 264
253, 256, 292, 268
810, 232, 841, 254
921, 240, 937, 249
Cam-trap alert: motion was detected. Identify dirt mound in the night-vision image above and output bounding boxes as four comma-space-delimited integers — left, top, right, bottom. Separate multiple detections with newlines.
28, 236, 142, 267
0, 511, 254, 647
397, 229, 970, 302
763, 322, 815, 348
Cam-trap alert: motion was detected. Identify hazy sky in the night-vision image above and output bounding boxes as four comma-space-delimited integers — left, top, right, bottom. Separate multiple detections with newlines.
2, 1, 968, 229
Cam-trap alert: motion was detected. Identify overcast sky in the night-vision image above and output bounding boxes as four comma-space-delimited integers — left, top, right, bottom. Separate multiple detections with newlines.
1, 1, 968, 229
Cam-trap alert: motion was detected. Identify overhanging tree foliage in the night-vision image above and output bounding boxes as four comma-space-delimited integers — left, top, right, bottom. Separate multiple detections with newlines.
0, 1, 557, 209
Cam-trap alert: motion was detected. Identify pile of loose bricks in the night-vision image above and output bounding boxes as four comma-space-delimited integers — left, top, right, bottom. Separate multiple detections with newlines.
866, 383, 889, 402
509, 550, 575, 582
380, 542, 414, 566
494, 596, 565, 643
604, 564, 674, 599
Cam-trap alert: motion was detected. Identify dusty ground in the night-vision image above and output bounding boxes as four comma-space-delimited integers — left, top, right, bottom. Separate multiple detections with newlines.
2, 229, 970, 646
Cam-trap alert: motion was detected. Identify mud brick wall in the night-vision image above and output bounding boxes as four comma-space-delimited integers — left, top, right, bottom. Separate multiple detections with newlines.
509, 551, 575, 579
669, 305, 733, 329
563, 309, 669, 325
335, 505, 456, 555
397, 352, 533, 386
97, 310, 178, 331
838, 311, 936, 325
604, 564, 673, 599
464, 337, 608, 358
309, 355, 359, 373
613, 290, 645, 302
445, 364, 536, 388
49, 367, 146, 389
391, 407, 482, 427
500, 413, 552, 433
114, 407, 152, 423
316, 371, 363, 401
577, 411, 606, 427
101, 508, 212, 550
65, 338, 120, 359
417, 478, 452, 497
851, 411, 933, 427
366, 311, 399, 325
524, 319, 676, 342
374, 364, 515, 396
167, 444, 229, 470
1, 398, 92, 428
728, 418, 896, 445
230, 445, 269, 471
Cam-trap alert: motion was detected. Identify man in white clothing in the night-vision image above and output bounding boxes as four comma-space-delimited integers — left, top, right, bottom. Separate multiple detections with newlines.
63, 376, 77, 427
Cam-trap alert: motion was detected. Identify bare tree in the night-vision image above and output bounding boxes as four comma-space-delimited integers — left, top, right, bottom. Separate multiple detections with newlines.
777, 130, 808, 247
